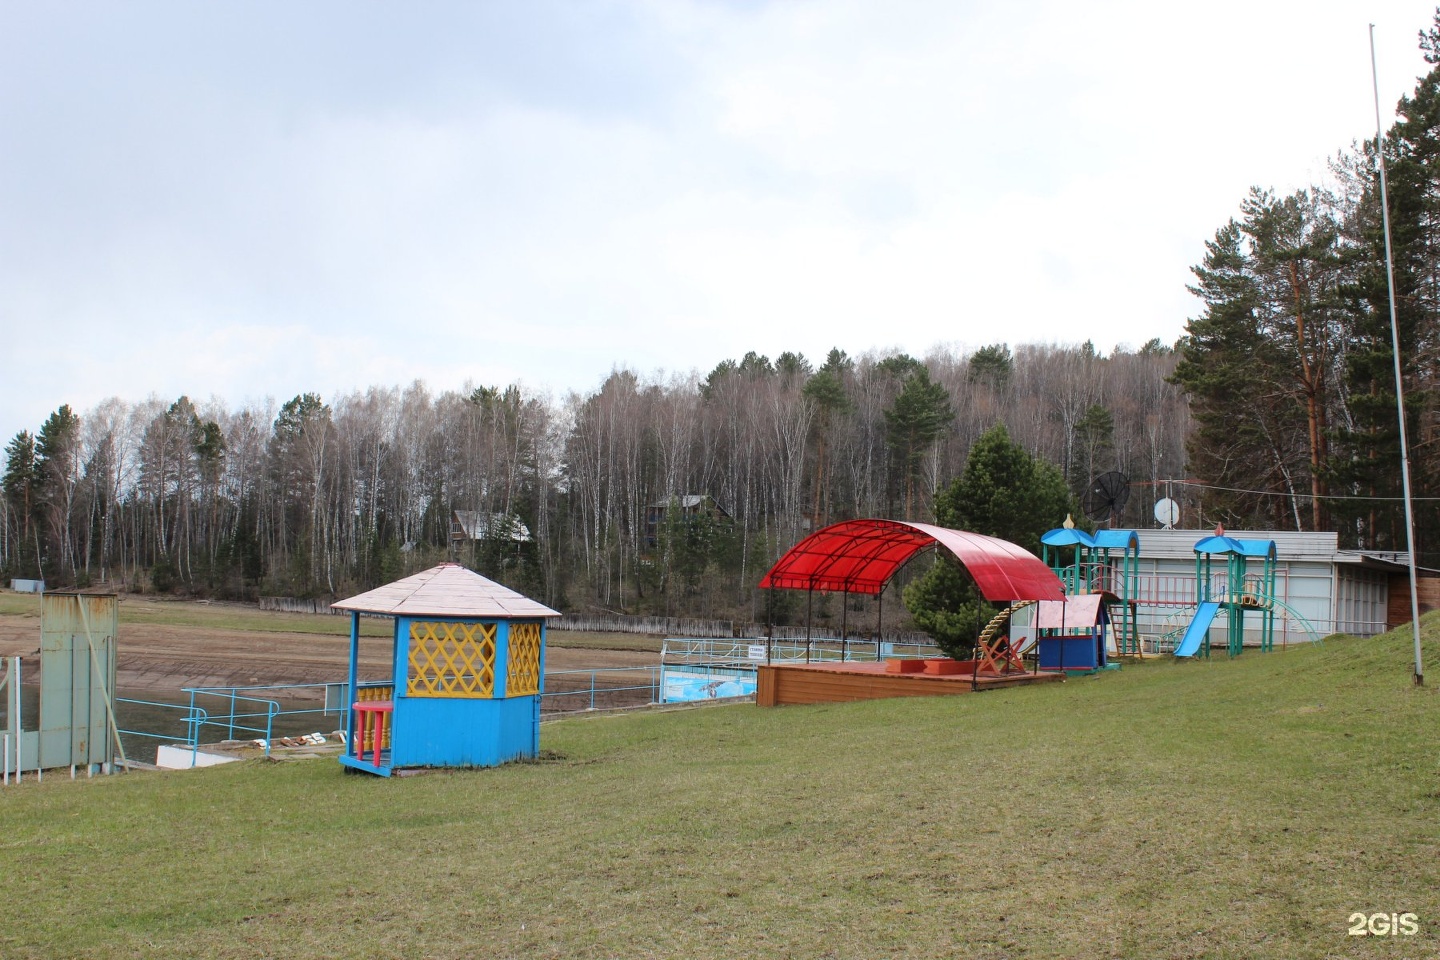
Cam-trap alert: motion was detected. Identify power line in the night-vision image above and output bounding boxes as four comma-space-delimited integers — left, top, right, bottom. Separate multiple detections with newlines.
1166, 479, 1440, 504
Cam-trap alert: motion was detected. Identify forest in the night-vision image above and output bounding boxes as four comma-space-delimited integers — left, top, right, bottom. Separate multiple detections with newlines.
8, 16, 1440, 627
0, 342, 1185, 621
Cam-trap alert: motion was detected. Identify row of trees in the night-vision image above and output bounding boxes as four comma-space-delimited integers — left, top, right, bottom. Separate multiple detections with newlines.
1173, 13, 1440, 565
0, 340, 1188, 623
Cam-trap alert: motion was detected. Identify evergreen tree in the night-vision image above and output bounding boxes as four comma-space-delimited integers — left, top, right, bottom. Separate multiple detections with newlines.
1070, 403, 1115, 490
2, 431, 41, 577
903, 423, 1075, 658
1171, 193, 1341, 531
1330, 15, 1440, 559
883, 367, 953, 519
802, 348, 854, 527
967, 343, 1013, 388
35, 404, 81, 581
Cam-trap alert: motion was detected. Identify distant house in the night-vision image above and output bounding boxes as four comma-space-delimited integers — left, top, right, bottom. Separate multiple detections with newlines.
450, 510, 532, 544
643, 495, 732, 547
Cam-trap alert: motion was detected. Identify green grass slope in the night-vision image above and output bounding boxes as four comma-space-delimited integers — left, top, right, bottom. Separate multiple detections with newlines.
3, 623, 1438, 959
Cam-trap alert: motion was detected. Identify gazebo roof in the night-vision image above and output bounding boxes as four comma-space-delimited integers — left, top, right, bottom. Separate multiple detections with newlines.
757, 518, 1064, 602
333, 563, 560, 619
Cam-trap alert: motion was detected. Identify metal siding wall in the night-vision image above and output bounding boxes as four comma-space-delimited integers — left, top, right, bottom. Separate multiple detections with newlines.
1335, 568, 1388, 636
37, 595, 118, 770
1277, 562, 1333, 638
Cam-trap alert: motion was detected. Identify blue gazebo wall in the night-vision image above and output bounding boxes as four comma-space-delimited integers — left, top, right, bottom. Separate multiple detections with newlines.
391, 695, 540, 768
384, 615, 544, 768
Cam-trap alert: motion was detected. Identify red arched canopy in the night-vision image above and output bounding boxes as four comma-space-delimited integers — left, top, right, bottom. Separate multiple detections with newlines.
757, 518, 1064, 602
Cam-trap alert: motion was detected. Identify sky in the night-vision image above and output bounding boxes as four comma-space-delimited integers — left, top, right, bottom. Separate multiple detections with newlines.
2, 0, 1438, 443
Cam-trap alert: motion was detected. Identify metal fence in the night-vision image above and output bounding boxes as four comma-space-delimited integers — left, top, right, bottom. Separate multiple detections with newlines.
112, 667, 696, 765
660, 636, 942, 666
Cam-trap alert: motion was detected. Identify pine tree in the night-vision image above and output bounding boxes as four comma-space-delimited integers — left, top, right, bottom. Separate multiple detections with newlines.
35, 405, 81, 581
1330, 15, 1440, 558
2, 431, 41, 578
903, 423, 1075, 658
883, 367, 953, 520
802, 348, 853, 527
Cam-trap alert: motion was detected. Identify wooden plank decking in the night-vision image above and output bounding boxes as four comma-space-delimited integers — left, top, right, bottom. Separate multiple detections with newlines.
755, 661, 1064, 707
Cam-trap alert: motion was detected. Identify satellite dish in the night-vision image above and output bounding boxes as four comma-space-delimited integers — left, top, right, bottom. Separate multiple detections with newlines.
1082, 471, 1130, 524
1154, 497, 1179, 529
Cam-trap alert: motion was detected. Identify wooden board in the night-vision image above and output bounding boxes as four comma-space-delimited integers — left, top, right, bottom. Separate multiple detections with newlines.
756, 662, 1062, 707
1388, 573, 1440, 629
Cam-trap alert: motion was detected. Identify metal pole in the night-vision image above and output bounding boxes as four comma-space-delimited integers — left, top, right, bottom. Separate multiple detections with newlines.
805, 586, 813, 663
877, 585, 884, 656
12, 657, 21, 784
765, 587, 773, 665
1372, 24, 1425, 685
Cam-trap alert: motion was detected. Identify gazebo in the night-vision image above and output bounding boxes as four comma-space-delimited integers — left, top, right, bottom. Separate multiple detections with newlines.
754, 519, 1067, 706
332, 563, 559, 776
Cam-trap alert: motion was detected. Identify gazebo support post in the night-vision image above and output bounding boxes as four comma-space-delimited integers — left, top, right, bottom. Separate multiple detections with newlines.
876, 585, 884, 658
346, 610, 360, 749
766, 587, 773, 664
840, 589, 849, 662
805, 585, 814, 664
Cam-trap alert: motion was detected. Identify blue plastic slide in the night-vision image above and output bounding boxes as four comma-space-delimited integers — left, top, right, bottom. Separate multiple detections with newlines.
1174, 601, 1221, 658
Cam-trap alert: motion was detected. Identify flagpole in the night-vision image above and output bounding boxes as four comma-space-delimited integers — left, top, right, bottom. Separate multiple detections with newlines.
1370, 24, 1424, 685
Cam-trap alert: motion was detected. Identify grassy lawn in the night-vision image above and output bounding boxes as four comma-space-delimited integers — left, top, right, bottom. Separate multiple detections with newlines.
0, 592, 663, 652
2, 621, 1438, 958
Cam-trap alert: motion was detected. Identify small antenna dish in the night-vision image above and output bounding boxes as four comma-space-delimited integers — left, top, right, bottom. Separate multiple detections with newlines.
1082, 472, 1130, 525
1153, 497, 1179, 529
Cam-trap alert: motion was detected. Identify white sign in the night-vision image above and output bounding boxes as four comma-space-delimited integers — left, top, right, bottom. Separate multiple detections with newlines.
747, 644, 767, 660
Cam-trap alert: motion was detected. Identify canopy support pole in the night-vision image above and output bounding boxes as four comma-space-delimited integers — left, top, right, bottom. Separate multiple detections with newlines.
877, 585, 884, 657
805, 585, 813, 664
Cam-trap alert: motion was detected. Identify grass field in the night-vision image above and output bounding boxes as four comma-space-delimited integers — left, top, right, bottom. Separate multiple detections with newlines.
2, 620, 1438, 958
0, 591, 664, 653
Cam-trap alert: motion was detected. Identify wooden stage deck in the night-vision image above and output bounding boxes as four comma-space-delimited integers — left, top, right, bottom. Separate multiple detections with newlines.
756, 661, 1064, 707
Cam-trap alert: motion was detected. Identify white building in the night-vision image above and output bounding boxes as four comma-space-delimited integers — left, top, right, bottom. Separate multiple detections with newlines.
1122, 528, 1408, 645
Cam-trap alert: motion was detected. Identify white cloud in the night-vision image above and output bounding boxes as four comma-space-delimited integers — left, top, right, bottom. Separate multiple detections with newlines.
1, 0, 1436, 440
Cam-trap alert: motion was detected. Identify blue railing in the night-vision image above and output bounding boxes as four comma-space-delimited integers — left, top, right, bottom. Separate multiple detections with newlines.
183, 689, 281, 755
116, 698, 209, 767
540, 666, 662, 713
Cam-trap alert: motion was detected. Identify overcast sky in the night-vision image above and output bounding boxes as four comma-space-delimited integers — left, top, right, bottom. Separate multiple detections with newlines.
2, 1, 1437, 443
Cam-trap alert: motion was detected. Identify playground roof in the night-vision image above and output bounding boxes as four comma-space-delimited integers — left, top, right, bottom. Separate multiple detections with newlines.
1091, 529, 1140, 551
1192, 535, 1276, 559
333, 563, 560, 619
1041, 528, 1092, 547
757, 519, 1064, 602
1040, 528, 1139, 551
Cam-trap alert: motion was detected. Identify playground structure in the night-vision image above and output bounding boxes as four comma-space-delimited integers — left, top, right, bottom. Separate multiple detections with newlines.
754, 518, 1067, 706
332, 563, 559, 776
1177, 530, 1277, 658
2, 593, 122, 783
1040, 520, 1325, 659
1040, 522, 1142, 658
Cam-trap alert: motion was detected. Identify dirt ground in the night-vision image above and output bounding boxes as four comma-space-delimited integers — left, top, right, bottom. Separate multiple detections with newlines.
0, 605, 659, 699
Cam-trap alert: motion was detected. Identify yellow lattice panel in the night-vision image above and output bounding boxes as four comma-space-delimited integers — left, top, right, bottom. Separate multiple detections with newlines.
506, 622, 543, 697
407, 621, 496, 698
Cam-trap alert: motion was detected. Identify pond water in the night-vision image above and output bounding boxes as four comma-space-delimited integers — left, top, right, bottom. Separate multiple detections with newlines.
1, 685, 346, 766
